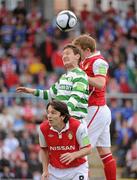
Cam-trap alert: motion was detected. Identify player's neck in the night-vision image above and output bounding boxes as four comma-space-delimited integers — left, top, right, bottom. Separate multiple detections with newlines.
54, 123, 66, 132
67, 65, 79, 71
83, 51, 96, 60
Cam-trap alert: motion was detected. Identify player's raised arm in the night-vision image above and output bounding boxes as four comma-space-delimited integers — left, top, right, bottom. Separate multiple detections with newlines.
16, 84, 57, 101
16, 87, 36, 94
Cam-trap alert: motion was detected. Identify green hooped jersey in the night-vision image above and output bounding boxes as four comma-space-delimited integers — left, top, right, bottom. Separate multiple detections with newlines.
34, 68, 89, 120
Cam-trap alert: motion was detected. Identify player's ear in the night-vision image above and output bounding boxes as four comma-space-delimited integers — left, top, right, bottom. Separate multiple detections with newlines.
86, 48, 91, 53
61, 115, 65, 122
76, 54, 80, 61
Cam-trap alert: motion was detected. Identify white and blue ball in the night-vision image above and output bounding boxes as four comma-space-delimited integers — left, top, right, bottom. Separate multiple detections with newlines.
56, 10, 77, 32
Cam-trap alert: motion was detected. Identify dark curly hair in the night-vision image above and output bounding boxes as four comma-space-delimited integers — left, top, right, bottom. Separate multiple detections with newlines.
46, 99, 70, 123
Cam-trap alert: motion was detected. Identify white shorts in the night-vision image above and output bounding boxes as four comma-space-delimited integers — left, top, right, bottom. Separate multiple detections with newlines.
86, 105, 111, 148
48, 162, 89, 180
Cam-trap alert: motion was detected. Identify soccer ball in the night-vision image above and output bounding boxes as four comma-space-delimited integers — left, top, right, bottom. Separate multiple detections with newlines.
56, 10, 77, 32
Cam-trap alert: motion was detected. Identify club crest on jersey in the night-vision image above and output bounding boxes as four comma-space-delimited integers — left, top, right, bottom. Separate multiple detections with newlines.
67, 77, 73, 81
68, 131, 73, 140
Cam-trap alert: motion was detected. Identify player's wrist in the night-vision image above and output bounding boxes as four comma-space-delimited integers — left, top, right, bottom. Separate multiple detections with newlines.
34, 89, 39, 96
72, 151, 78, 159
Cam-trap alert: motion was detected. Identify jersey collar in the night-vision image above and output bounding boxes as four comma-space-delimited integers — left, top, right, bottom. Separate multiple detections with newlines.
50, 121, 69, 133
84, 51, 101, 61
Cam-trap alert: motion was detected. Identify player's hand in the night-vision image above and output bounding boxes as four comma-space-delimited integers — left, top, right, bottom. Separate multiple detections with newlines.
16, 87, 35, 94
60, 152, 77, 165
41, 170, 50, 180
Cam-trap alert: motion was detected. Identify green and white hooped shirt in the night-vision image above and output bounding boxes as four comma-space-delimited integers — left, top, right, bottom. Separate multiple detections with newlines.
34, 68, 89, 120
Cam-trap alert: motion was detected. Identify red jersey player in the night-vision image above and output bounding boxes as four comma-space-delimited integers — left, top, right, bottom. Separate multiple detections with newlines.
38, 100, 91, 180
73, 34, 116, 180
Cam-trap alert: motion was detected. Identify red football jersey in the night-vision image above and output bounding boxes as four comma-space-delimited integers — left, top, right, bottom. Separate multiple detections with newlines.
40, 117, 87, 168
80, 52, 109, 106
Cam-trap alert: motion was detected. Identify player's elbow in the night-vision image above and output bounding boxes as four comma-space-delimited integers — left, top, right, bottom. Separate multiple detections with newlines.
97, 82, 105, 89
85, 145, 92, 155
96, 77, 106, 90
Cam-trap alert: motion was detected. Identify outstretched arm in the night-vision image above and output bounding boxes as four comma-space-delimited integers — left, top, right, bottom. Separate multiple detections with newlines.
16, 87, 36, 94
16, 83, 57, 100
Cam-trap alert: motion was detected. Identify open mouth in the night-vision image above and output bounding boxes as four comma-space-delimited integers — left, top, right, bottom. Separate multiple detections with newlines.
49, 119, 53, 123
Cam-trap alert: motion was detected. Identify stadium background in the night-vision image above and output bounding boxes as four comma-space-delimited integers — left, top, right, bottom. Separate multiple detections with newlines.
0, 0, 137, 179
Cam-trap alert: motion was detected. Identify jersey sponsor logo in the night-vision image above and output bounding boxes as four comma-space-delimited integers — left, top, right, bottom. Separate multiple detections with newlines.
75, 83, 85, 91
49, 145, 75, 151
48, 134, 54, 138
59, 84, 72, 91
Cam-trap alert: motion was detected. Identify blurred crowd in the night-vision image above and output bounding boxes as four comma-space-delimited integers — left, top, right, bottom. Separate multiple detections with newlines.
0, 0, 137, 178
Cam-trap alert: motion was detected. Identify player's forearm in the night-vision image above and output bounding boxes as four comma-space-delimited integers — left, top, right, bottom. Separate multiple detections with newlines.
74, 146, 91, 159
88, 76, 106, 89
40, 148, 49, 172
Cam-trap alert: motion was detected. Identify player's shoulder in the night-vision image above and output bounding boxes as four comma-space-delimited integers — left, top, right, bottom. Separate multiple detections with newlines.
71, 67, 87, 76
93, 58, 109, 68
69, 117, 81, 126
40, 120, 49, 130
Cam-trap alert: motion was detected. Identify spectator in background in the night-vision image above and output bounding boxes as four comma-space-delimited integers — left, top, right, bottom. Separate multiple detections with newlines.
122, 99, 134, 120
15, 161, 33, 179
128, 111, 137, 129
80, 4, 90, 21
13, 1, 27, 18
114, 62, 129, 83
0, 1, 8, 25
105, 1, 117, 16
0, 108, 14, 130
107, 78, 120, 93
119, 76, 131, 93
0, 18, 15, 49
1, 165, 15, 179
13, 18, 27, 47
39, 35, 55, 72
124, 141, 137, 178
51, 44, 65, 77
4, 131, 19, 154
116, 119, 132, 167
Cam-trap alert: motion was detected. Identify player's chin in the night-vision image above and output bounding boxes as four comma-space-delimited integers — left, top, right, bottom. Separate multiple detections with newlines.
63, 63, 70, 69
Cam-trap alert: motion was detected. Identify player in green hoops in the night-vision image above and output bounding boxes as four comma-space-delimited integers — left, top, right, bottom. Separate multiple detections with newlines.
16, 44, 89, 122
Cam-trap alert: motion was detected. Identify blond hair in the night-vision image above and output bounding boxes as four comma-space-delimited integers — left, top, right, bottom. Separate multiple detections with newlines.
72, 34, 96, 53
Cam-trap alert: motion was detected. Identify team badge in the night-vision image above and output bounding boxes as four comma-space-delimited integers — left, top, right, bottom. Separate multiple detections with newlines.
68, 132, 73, 140
67, 77, 73, 81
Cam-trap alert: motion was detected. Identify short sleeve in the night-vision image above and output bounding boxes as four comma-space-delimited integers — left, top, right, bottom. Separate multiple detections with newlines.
76, 123, 90, 148
93, 59, 109, 76
38, 126, 47, 148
